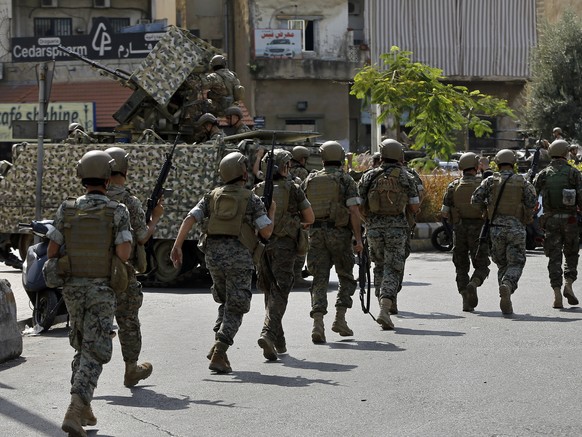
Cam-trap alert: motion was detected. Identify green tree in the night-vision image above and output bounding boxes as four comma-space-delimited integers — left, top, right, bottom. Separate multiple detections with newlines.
524, 11, 582, 141
350, 46, 514, 158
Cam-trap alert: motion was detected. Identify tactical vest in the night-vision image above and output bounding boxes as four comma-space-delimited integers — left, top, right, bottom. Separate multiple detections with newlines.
451, 176, 483, 222
488, 173, 525, 220
207, 185, 259, 252
543, 164, 576, 213
255, 180, 299, 238
305, 170, 350, 227
63, 198, 117, 278
367, 167, 408, 216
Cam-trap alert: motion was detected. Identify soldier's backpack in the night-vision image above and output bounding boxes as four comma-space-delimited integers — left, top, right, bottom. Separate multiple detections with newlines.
367, 167, 408, 216
544, 164, 576, 211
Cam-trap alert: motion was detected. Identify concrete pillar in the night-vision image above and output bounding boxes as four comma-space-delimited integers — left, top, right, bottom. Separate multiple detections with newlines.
0, 279, 23, 363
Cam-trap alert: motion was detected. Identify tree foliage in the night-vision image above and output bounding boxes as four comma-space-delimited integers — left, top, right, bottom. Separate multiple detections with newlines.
524, 11, 582, 141
350, 46, 514, 158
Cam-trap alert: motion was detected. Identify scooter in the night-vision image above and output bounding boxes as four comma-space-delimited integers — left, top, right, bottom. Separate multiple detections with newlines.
431, 218, 454, 252
19, 220, 67, 331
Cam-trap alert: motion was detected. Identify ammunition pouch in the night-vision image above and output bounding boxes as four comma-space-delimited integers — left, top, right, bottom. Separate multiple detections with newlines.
43, 258, 64, 288
296, 228, 309, 257
134, 244, 148, 274
110, 255, 129, 293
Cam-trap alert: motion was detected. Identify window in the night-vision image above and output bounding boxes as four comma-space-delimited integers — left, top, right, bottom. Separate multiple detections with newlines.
288, 19, 314, 51
92, 17, 130, 33
34, 18, 72, 37
285, 119, 316, 132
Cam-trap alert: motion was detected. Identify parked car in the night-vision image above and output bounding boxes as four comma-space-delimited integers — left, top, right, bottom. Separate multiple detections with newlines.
263, 39, 296, 58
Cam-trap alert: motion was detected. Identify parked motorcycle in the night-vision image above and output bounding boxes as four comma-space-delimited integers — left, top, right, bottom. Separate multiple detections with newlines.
20, 220, 67, 331
431, 218, 454, 252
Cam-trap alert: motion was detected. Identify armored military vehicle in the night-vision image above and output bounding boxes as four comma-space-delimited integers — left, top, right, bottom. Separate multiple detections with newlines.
0, 26, 322, 285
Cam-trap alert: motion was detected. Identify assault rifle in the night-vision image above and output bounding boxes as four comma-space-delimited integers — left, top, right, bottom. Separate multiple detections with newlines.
146, 133, 180, 223
442, 217, 454, 242
57, 45, 135, 89
358, 232, 376, 321
260, 133, 277, 210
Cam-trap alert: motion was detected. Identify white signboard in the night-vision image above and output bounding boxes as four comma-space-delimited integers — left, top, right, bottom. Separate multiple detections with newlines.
254, 29, 302, 59
0, 102, 95, 141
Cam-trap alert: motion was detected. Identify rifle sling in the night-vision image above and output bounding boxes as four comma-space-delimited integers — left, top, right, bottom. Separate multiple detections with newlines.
490, 174, 512, 223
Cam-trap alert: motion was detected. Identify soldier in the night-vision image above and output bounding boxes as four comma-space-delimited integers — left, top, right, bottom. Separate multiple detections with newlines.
533, 139, 582, 308
358, 139, 420, 329
289, 145, 312, 287
170, 152, 275, 373
65, 122, 93, 145
105, 147, 163, 387
302, 141, 363, 343
254, 149, 314, 360
224, 106, 251, 136
47, 150, 132, 437
471, 149, 537, 315
553, 127, 564, 141
479, 156, 493, 179
441, 152, 490, 312
192, 113, 224, 144
202, 54, 245, 116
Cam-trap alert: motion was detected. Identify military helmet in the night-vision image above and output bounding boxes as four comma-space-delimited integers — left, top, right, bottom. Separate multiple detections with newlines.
273, 149, 293, 169
219, 151, 247, 183
210, 54, 227, 68
553, 127, 562, 135
494, 149, 516, 166
320, 141, 345, 162
458, 152, 479, 171
224, 106, 243, 118
198, 113, 218, 126
76, 150, 114, 180
68, 122, 83, 133
292, 145, 310, 161
105, 147, 129, 175
549, 139, 570, 158
380, 138, 404, 161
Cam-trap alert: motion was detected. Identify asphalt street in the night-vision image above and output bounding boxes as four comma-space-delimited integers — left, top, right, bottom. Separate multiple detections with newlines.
2, 247, 582, 436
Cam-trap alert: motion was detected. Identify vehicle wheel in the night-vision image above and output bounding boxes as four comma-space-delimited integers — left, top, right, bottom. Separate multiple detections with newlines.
152, 240, 182, 283
431, 226, 453, 251
33, 290, 59, 330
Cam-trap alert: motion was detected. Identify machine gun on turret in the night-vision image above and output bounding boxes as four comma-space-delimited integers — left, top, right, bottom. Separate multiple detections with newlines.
57, 26, 222, 138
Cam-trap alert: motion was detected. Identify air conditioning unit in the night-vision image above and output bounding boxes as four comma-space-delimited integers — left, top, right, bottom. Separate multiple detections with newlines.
41, 0, 58, 7
348, 1, 361, 15
93, 0, 110, 8
137, 19, 151, 25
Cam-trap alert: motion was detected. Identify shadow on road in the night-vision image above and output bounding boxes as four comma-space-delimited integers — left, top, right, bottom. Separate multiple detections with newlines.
393, 326, 465, 337
0, 356, 27, 371
0, 395, 63, 436
206, 371, 341, 388
277, 354, 359, 372
325, 339, 405, 353
475, 310, 582, 322
396, 311, 464, 320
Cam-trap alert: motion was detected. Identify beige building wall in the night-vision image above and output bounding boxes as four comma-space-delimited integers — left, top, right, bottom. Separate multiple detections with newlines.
153, 0, 176, 25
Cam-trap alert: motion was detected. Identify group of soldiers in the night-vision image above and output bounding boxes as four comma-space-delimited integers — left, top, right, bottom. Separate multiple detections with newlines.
40, 128, 582, 436
442, 138, 582, 315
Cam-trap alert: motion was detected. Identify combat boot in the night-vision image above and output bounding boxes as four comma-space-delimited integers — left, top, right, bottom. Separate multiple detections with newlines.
209, 341, 232, 373
331, 307, 354, 336
61, 394, 87, 437
124, 361, 153, 387
563, 279, 579, 306
80, 403, 97, 427
466, 278, 481, 309
499, 284, 513, 315
207, 343, 231, 366
376, 298, 395, 330
293, 260, 311, 288
389, 295, 398, 315
274, 337, 287, 354
258, 335, 278, 361
553, 287, 564, 309
461, 290, 473, 312
311, 312, 326, 343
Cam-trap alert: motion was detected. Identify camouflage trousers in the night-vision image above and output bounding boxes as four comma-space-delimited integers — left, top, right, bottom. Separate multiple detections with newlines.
368, 226, 409, 300
208, 265, 253, 346
114, 272, 144, 363
63, 282, 115, 405
543, 215, 580, 288
452, 221, 490, 292
257, 237, 296, 343
489, 224, 526, 293
307, 227, 356, 316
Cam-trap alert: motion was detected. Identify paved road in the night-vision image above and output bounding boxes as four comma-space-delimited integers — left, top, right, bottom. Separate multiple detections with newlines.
2, 248, 582, 436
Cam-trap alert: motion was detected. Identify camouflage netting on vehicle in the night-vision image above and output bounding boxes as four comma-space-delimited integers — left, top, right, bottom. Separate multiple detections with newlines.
131, 26, 222, 108
0, 141, 236, 240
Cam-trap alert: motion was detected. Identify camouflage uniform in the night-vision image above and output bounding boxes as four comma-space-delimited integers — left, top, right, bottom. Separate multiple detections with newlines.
50, 194, 132, 405
534, 159, 582, 291
289, 160, 310, 181
224, 121, 251, 136
106, 184, 148, 364
302, 168, 361, 315
359, 163, 420, 302
471, 171, 537, 294
288, 159, 311, 283
202, 68, 242, 116
254, 177, 311, 349
442, 175, 490, 296
193, 125, 224, 144
189, 190, 271, 346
